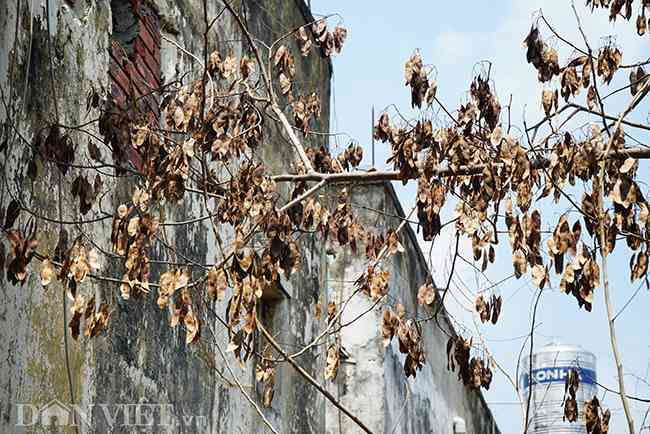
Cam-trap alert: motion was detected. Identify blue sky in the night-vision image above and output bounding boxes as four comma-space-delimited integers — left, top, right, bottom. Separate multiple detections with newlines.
311, 1, 650, 433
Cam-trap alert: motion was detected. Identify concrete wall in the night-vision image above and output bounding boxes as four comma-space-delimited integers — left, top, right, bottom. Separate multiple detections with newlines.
0, 0, 330, 432
326, 183, 500, 434
0, 0, 498, 433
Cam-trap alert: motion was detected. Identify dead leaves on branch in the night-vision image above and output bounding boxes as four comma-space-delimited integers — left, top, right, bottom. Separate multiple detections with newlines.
273, 45, 296, 95
560, 66, 581, 101
417, 281, 436, 306
596, 44, 622, 85
58, 238, 101, 290
296, 20, 347, 58
475, 294, 502, 324
5, 222, 38, 285
169, 287, 201, 345
585, 396, 611, 434
523, 26, 560, 83
256, 350, 276, 407
417, 177, 445, 241
324, 344, 340, 380
207, 267, 228, 301
111, 205, 158, 300
290, 93, 321, 134
446, 336, 492, 390
382, 306, 425, 378
470, 75, 501, 130
404, 51, 437, 109
337, 143, 363, 171
541, 88, 559, 117
505, 201, 543, 279
157, 269, 189, 309
357, 266, 390, 300
562, 368, 580, 423
68, 294, 111, 340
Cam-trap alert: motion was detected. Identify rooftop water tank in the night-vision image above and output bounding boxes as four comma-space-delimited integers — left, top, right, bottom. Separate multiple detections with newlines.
520, 342, 597, 434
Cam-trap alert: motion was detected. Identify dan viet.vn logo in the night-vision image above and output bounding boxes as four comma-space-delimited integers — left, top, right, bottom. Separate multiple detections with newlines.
15, 398, 207, 429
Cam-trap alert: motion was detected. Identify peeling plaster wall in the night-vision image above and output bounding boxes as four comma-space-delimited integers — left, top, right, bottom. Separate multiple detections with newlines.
0, 1, 499, 433
326, 183, 501, 434
1, 1, 329, 433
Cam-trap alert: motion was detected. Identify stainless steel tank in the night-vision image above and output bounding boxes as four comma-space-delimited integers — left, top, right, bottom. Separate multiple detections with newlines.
520, 342, 597, 434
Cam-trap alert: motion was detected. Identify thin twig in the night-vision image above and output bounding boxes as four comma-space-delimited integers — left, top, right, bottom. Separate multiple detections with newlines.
257, 320, 376, 434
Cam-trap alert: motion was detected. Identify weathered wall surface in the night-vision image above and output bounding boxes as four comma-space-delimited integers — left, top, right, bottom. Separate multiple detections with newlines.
0, 0, 330, 433
0, 1, 499, 433
326, 183, 500, 434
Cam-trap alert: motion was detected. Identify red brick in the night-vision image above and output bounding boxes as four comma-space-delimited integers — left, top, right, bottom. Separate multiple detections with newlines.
137, 19, 158, 58
110, 81, 128, 108
109, 60, 132, 98
141, 15, 160, 44
123, 62, 159, 114
134, 39, 160, 82
134, 58, 159, 91
111, 40, 128, 66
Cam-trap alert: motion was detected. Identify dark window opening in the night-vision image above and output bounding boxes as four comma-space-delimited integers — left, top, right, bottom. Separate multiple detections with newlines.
110, 0, 139, 56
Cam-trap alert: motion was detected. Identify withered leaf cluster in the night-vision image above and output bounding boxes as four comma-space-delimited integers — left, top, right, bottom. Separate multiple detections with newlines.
472, 230, 496, 273
470, 75, 501, 130
306, 146, 340, 174
357, 266, 390, 300
297, 20, 347, 58
416, 280, 436, 306
404, 51, 437, 109
111, 205, 158, 300
68, 294, 111, 340
57, 238, 101, 293
207, 267, 228, 301
223, 238, 300, 362
324, 344, 340, 381
256, 351, 276, 407
295, 190, 329, 233
365, 231, 384, 261
328, 189, 364, 252
273, 45, 296, 95
417, 177, 445, 241
290, 93, 321, 134
584, 396, 610, 434
505, 202, 543, 279
158, 269, 189, 309
336, 143, 363, 172
217, 163, 276, 226
5, 222, 38, 285
562, 368, 580, 423
597, 44, 622, 85
170, 287, 201, 345
382, 306, 425, 378
446, 336, 492, 390
474, 294, 502, 324
523, 26, 560, 83
375, 114, 435, 182
541, 88, 559, 116
637, 9, 649, 35
208, 51, 238, 80
71, 174, 102, 215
